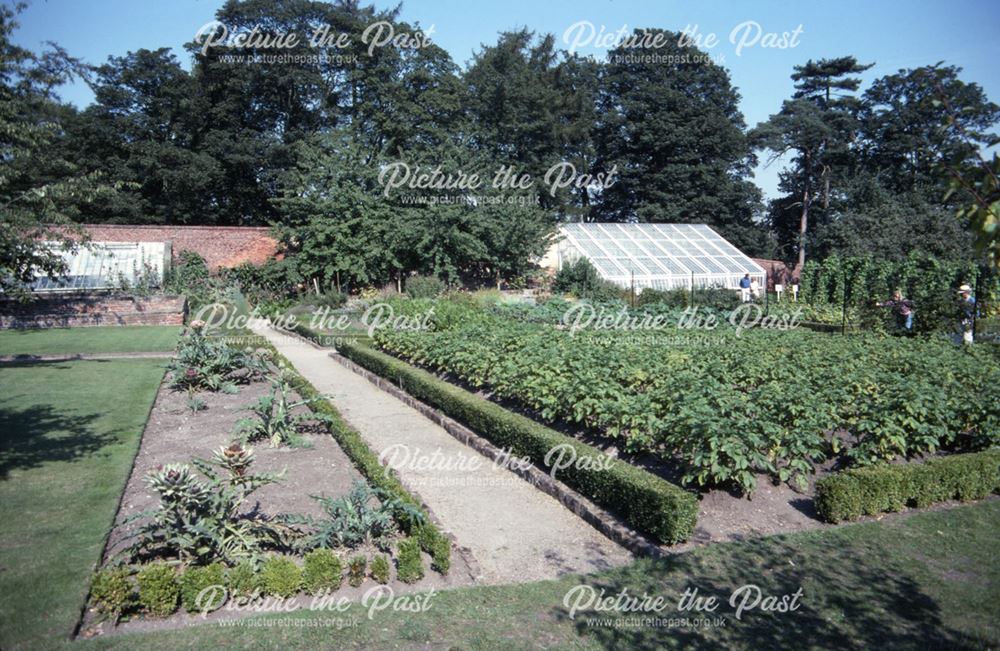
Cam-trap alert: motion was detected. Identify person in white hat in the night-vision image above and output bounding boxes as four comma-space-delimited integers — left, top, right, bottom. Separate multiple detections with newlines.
957, 284, 976, 344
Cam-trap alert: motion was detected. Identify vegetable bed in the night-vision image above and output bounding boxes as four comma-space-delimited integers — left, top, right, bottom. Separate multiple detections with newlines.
373, 311, 1000, 495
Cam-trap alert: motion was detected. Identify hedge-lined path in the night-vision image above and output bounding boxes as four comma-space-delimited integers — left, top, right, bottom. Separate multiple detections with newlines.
249, 321, 633, 584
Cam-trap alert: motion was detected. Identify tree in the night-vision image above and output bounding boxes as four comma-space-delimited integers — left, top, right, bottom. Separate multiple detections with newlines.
753, 56, 872, 265
71, 48, 222, 224
0, 4, 111, 298
463, 30, 599, 215
592, 29, 765, 254
858, 64, 999, 194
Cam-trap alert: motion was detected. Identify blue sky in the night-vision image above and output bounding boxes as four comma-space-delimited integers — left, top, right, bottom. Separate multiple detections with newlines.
10, 0, 1000, 199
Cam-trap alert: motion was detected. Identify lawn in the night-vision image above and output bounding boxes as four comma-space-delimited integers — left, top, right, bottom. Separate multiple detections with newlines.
72, 501, 999, 650
0, 358, 166, 651
0, 326, 180, 356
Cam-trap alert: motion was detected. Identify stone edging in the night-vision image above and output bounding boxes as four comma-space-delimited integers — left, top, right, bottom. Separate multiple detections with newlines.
327, 348, 670, 560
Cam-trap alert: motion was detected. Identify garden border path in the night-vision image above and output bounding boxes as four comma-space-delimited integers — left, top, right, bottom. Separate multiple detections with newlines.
249, 321, 633, 585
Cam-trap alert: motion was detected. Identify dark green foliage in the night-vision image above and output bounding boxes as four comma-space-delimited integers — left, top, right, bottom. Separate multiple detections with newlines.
169, 327, 265, 393
90, 567, 134, 622
179, 563, 225, 613
337, 340, 699, 544
395, 539, 424, 584
370, 555, 391, 584
593, 29, 764, 254
290, 479, 420, 550
690, 287, 742, 311
636, 289, 688, 309
302, 549, 343, 593
405, 275, 446, 299
224, 259, 302, 311
226, 561, 262, 597
136, 563, 179, 617
348, 554, 367, 587
815, 450, 1000, 522
552, 259, 626, 302
120, 444, 291, 566
798, 253, 991, 334
163, 251, 218, 310
364, 310, 1000, 497
260, 556, 302, 598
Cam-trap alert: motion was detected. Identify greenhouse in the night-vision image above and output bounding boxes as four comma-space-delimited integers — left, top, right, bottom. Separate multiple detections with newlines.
549, 223, 766, 291
28, 241, 168, 291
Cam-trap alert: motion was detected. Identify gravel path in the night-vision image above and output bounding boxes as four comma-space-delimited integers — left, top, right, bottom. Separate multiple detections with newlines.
250, 323, 633, 584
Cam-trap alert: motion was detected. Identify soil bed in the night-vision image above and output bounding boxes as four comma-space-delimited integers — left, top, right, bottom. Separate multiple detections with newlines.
84, 372, 475, 638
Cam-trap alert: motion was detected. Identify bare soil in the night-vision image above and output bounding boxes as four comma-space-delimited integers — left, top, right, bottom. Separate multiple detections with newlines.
86, 374, 476, 638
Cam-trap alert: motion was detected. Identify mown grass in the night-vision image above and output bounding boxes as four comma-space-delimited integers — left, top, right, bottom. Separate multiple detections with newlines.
66, 500, 998, 651
0, 359, 166, 650
0, 326, 180, 356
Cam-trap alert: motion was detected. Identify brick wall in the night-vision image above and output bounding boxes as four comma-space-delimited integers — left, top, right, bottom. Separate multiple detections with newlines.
64, 225, 280, 271
752, 258, 803, 289
0, 294, 187, 329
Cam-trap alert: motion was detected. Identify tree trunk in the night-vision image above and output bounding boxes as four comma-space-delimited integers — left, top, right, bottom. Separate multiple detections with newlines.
798, 187, 810, 268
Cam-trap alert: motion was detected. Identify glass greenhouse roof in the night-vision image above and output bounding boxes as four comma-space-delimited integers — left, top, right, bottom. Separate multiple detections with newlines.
29, 242, 166, 291
558, 223, 765, 290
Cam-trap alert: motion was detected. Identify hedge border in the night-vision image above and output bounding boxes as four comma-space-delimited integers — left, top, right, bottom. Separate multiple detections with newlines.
815, 449, 1000, 523
255, 335, 454, 573
333, 337, 698, 545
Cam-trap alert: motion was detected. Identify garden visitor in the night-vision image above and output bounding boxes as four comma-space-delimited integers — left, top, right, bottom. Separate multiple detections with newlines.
750, 277, 761, 300
740, 273, 752, 303
957, 284, 977, 344
875, 289, 914, 331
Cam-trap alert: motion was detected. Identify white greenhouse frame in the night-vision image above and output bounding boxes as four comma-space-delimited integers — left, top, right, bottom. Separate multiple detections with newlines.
29, 241, 169, 292
555, 223, 765, 291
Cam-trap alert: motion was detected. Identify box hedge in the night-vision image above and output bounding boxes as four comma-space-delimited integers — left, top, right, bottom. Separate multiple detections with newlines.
337, 339, 698, 545
815, 449, 1000, 523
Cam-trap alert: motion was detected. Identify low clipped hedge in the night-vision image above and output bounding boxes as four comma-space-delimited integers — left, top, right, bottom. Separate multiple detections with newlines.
815, 449, 1000, 523
262, 339, 450, 571
337, 339, 698, 545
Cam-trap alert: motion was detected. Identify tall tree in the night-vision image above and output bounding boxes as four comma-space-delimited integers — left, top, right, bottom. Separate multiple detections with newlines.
0, 4, 112, 297
592, 29, 765, 253
753, 56, 872, 265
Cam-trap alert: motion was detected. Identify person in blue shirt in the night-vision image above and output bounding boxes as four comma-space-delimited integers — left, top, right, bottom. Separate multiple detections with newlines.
739, 274, 752, 303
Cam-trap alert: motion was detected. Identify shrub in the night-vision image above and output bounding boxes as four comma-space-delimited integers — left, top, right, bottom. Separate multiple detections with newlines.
552, 258, 626, 302
136, 563, 179, 617
405, 275, 446, 299
226, 561, 262, 597
168, 327, 265, 393
180, 563, 225, 613
234, 375, 330, 447
636, 288, 688, 308
291, 479, 424, 550
690, 286, 741, 311
121, 445, 289, 566
815, 449, 1000, 522
371, 555, 391, 584
90, 567, 134, 622
414, 524, 451, 575
348, 554, 367, 587
302, 549, 342, 593
396, 538, 424, 584
261, 556, 302, 598
313, 291, 347, 309
337, 340, 699, 544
